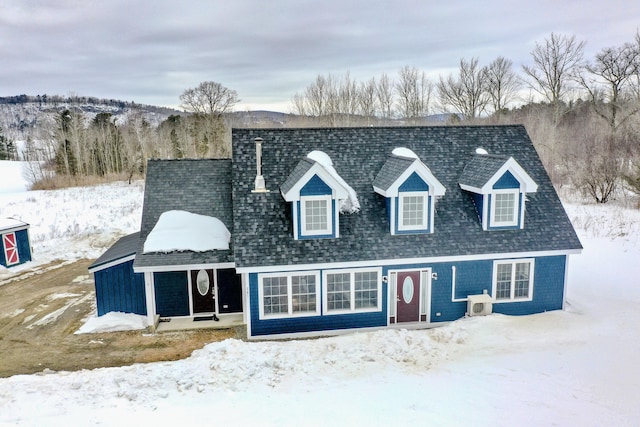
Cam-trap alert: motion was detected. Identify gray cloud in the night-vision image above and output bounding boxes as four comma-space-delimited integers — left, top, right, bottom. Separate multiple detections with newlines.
1, 0, 638, 112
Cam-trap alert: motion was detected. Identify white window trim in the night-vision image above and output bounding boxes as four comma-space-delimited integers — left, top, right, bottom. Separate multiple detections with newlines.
398, 191, 429, 231
322, 267, 382, 315
492, 258, 535, 303
258, 271, 321, 319
490, 189, 520, 227
300, 195, 333, 236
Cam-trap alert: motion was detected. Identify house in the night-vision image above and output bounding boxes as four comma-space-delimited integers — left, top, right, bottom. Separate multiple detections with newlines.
90, 125, 582, 339
1, 218, 32, 268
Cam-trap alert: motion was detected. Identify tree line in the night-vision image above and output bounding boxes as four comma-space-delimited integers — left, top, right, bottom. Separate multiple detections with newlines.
14, 31, 640, 204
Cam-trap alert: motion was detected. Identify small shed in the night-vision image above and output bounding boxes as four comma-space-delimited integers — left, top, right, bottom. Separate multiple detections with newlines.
0, 218, 32, 268
88, 232, 147, 316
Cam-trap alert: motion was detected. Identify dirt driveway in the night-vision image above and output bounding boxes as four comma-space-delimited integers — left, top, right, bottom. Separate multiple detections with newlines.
0, 260, 240, 378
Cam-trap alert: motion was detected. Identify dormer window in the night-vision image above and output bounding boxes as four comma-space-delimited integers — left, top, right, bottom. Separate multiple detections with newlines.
398, 192, 428, 231
491, 190, 519, 227
301, 195, 332, 236
373, 148, 445, 235
281, 151, 358, 240
459, 154, 537, 230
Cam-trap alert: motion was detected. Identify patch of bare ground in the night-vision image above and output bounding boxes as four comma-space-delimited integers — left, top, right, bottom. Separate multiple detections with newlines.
0, 260, 241, 378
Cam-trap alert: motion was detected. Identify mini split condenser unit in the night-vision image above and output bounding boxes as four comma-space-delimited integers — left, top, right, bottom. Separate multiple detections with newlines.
467, 294, 493, 317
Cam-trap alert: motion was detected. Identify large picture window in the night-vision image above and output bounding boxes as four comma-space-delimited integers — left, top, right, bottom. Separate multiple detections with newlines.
490, 191, 519, 227
493, 259, 534, 302
259, 272, 320, 318
398, 192, 428, 231
301, 195, 332, 236
324, 268, 381, 314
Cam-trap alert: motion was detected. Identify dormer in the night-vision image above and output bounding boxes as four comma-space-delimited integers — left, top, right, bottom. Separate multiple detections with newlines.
281, 151, 358, 240
459, 153, 538, 230
373, 148, 446, 235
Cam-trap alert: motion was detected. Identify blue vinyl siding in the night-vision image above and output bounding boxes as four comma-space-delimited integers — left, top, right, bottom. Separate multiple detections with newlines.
398, 172, 429, 191
154, 271, 189, 317
248, 254, 568, 336
249, 272, 388, 336
0, 229, 31, 267
493, 255, 566, 315
472, 193, 484, 223
493, 170, 520, 189
300, 174, 332, 196
94, 259, 147, 316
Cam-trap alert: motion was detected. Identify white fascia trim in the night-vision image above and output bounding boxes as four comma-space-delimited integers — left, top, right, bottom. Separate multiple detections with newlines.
134, 262, 235, 273
0, 225, 29, 234
459, 183, 483, 193
235, 249, 583, 274
384, 160, 446, 197
482, 158, 538, 193
281, 162, 349, 202
88, 254, 136, 273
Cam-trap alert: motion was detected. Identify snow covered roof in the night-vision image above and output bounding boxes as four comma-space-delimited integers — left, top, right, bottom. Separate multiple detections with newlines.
306, 150, 360, 214
0, 217, 29, 232
143, 210, 230, 254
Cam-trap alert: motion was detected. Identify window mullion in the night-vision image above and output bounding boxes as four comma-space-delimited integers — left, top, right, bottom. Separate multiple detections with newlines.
350, 272, 355, 311
510, 263, 516, 300
287, 276, 293, 315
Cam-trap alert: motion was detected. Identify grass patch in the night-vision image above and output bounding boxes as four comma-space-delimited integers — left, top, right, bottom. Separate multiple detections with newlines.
30, 173, 140, 190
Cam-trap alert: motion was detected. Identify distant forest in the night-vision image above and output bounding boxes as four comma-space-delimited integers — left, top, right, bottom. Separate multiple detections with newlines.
1, 32, 639, 205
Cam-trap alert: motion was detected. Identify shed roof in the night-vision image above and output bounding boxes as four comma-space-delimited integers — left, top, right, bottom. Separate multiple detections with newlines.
133, 158, 234, 271
231, 125, 582, 270
0, 218, 29, 233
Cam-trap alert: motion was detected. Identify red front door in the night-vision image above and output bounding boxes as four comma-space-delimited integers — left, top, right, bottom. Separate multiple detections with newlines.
396, 271, 420, 322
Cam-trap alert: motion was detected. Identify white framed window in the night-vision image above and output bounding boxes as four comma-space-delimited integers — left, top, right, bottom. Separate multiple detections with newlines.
301, 195, 332, 236
323, 268, 381, 314
258, 272, 320, 319
398, 192, 428, 231
490, 190, 519, 227
492, 259, 534, 302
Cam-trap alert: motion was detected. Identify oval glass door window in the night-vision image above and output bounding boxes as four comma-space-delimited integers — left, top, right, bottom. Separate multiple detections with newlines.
196, 269, 210, 296
402, 276, 414, 303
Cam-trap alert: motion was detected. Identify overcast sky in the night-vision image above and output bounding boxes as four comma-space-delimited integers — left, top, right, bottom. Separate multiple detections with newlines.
1, 0, 639, 113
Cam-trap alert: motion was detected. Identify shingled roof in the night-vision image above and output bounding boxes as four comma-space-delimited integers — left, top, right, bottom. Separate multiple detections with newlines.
89, 232, 139, 272
459, 153, 511, 189
133, 159, 234, 270
231, 125, 582, 270
372, 154, 415, 192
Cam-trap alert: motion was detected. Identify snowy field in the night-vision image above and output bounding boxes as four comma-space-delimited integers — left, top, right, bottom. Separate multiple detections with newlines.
1, 161, 639, 426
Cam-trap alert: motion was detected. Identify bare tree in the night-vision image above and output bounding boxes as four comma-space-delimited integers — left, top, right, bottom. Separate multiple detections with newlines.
522, 33, 586, 108
483, 56, 520, 121
358, 77, 377, 124
180, 81, 239, 157
577, 37, 640, 134
395, 66, 433, 124
376, 73, 395, 120
437, 57, 488, 120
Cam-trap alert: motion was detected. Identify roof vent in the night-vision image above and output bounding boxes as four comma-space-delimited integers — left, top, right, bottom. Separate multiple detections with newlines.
475, 147, 489, 155
252, 137, 269, 193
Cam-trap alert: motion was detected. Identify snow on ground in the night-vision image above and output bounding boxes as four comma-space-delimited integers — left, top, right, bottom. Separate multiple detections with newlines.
75, 312, 149, 334
0, 161, 143, 279
1, 160, 639, 426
